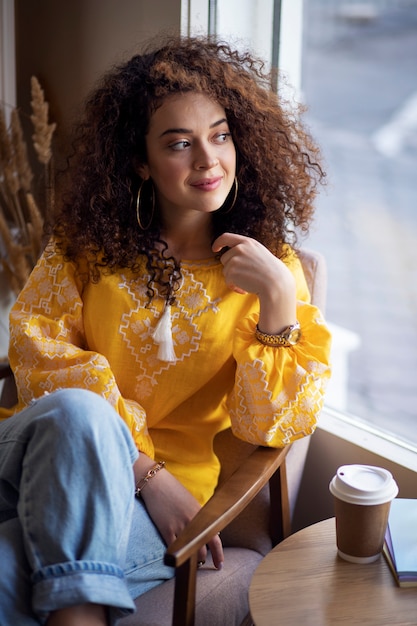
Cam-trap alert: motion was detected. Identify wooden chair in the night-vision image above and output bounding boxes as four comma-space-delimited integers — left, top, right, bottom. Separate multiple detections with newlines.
0, 248, 327, 626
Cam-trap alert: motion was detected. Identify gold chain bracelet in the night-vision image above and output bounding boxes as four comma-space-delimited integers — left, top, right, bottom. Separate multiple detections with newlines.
135, 461, 166, 498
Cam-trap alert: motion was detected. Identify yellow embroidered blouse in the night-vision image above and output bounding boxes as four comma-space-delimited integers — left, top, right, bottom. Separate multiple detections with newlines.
3, 247, 331, 504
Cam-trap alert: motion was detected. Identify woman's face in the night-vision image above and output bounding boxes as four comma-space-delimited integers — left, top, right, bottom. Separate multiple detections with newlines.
138, 92, 236, 222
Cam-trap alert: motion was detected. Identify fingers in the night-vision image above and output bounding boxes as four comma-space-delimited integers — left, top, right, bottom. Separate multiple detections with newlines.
197, 544, 208, 566
212, 232, 245, 253
196, 534, 224, 571
213, 232, 284, 299
207, 533, 224, 570
213, 233, 249, 294
227, 283, 247, 295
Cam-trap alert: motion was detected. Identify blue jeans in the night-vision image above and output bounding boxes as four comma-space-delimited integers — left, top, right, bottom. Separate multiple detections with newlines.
0, 389, 174, 625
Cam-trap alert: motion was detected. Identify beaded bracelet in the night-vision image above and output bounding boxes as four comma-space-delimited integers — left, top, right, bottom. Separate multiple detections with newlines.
135, 461, 166, 498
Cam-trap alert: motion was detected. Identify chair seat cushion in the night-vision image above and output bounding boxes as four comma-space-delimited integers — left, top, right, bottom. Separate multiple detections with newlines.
120, 547, 263, 626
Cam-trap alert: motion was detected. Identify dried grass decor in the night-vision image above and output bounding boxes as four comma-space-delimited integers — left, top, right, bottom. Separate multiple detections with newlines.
0, 76, 56, 295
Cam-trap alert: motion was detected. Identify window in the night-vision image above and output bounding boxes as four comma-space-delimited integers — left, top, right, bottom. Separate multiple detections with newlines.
301, 0, 417, 447
216, 0, 275, 67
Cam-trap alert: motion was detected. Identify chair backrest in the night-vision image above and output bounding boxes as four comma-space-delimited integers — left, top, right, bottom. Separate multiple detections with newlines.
0, 362, 16, 408
297, 247, 327, 314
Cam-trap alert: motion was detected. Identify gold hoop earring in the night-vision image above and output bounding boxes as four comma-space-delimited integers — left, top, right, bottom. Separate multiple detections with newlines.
222, 177, 238, 214
136, 179, 155, 230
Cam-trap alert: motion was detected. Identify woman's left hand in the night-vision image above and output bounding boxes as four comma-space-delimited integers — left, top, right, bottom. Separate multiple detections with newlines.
134, 456, 224, 569
212, 232, 297, 334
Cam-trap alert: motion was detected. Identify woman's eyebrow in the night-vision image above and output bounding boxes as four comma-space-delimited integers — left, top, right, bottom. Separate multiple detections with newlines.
159, 118, 228, 138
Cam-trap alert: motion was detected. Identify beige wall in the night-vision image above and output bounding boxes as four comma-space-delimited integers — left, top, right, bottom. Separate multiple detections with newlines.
15, 0, 181, 157
0, 0, 182, 355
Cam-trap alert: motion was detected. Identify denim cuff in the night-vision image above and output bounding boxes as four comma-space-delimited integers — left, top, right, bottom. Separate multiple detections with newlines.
32, 560, 135, 624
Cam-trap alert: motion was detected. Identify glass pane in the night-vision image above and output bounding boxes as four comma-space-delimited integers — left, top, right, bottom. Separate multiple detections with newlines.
302, 1, 417, 445
215, 0, 275, 67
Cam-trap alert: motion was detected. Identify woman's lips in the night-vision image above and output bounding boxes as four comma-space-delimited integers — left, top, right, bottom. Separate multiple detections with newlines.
190, 177, 222, 191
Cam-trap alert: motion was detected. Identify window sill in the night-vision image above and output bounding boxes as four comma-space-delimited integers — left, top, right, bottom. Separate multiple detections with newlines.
319, 405, 417, 474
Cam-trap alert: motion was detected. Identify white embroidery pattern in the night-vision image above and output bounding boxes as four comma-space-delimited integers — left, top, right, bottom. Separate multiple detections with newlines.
118, 267, 221, 398
230, 358, 330, 446
11, 257, 125, 412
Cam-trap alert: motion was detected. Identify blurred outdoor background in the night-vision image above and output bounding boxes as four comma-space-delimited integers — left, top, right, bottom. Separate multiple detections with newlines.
301, 0, 417, 445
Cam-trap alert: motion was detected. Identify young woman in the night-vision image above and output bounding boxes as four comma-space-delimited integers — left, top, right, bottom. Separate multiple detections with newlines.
0, 36, 331, 625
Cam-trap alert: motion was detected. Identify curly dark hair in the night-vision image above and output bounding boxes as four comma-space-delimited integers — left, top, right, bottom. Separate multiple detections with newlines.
50, 35, 325, 301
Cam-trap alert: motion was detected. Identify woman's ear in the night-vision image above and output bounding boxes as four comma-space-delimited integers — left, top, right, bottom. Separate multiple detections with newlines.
132, 155, 150, 180
133, 156, 150, 180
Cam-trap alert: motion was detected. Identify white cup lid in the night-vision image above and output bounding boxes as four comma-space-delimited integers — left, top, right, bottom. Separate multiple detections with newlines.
329, 464, 398, 505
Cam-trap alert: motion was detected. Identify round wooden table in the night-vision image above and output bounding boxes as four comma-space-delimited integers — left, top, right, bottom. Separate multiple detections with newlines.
249, 518, 417, 625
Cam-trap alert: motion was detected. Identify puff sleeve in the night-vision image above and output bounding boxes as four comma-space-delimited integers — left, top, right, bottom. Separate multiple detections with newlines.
228, 253, 332, 447
8, 251, 155, 458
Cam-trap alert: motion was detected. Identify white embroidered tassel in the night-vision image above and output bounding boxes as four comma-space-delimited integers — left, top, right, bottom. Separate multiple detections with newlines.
152, 304, 177, 362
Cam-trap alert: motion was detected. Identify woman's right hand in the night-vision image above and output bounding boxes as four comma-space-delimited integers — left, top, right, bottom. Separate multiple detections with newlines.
133, 457, 224, 569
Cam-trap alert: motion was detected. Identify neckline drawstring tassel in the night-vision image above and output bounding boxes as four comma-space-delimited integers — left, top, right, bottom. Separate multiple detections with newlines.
152, 304, 177, 362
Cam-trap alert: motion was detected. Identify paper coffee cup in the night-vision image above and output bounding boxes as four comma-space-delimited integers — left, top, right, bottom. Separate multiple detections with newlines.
329, 464, 398, 563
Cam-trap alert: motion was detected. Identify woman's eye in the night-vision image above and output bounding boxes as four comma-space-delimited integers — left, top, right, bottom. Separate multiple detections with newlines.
216, 132, 231, 143
170, 140, 190, 151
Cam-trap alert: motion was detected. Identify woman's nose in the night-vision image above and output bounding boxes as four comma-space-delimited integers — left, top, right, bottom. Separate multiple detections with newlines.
193, 143, 219, 169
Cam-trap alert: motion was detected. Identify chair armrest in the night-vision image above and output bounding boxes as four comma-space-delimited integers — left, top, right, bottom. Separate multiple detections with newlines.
164, 443, 291, 626
165, 444, 290, 567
